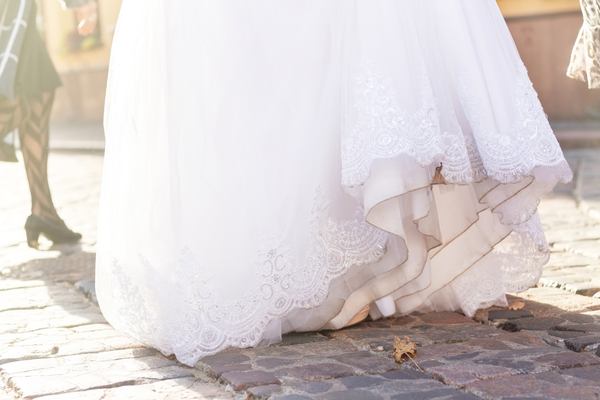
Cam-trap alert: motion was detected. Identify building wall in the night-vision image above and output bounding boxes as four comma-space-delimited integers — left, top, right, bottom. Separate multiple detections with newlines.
498, 0, 599, 121
39, 0, 122, 124
506, 12, 600, 120
42, 0, 596, 124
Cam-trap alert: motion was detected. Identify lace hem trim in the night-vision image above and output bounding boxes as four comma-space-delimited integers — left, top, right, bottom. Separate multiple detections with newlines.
105, 186, 389, 366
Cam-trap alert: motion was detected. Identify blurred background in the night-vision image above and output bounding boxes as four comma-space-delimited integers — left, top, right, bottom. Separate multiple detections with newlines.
38, 0, 600, 149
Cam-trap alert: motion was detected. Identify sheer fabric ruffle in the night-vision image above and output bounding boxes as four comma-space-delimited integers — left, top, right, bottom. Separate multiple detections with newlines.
96, 0, 572, 367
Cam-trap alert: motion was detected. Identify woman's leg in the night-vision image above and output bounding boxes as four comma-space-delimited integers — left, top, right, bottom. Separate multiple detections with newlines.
18, 91, 61, 221
0, 96, 22, 161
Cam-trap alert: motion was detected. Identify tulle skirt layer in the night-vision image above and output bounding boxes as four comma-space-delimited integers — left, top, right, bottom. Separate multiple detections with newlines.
96, 0, 572, 366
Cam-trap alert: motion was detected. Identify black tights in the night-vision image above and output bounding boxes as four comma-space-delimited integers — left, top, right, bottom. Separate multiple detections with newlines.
0, 91, 60, 221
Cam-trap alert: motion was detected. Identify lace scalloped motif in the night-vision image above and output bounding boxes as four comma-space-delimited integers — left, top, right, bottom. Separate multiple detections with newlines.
341, 60, 445, 188
108, 187, 389, 366
342, 61, 569, 189
450, 212, 549, 317
457, 64, 569, 184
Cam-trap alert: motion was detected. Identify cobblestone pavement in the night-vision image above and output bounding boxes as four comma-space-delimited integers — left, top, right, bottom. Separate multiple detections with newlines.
1, 149, 600, 399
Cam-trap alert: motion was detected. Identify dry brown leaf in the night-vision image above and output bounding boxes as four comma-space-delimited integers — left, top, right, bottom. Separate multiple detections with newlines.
393, 336, 423, 372
432, 164, 446, 185
509, 300, 525, 310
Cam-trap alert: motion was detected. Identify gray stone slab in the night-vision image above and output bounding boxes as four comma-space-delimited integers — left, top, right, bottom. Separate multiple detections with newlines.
545, 252, 598, 269
545, 227, 600, 244
0, 285, 85, 312
33, 377, 233, 399
552, 240, 600, 259
6, 355, 194, 399
0, 326, 142, 364
0, 305, 107, 334
0, 279, 45, 291
1, 348, 159, 375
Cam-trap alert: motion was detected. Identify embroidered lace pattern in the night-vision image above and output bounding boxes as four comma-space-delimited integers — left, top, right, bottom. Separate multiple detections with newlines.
341, 60, 444, 188
567, 0, 600, 88
108, 187, 389, 366
458, 65, 569, 184
342, 61, 569, 188
451, 212, 549, 317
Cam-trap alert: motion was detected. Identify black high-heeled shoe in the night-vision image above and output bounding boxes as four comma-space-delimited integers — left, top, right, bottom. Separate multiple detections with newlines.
25, 214, 82, 248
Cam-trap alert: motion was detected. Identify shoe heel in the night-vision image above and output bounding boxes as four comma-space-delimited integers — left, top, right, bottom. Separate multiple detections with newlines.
25, 227, 40, 248
24, 215, 40, 248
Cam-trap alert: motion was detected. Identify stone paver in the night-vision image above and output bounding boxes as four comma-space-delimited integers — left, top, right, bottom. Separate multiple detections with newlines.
2, 149, 600, 399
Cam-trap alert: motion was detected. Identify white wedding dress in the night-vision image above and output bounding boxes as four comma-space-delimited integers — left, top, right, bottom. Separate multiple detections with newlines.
96, 0, 572, 366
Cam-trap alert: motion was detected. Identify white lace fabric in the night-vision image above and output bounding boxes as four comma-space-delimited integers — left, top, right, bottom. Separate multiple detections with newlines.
97, 0, 572, 367
568, 0, 600, 88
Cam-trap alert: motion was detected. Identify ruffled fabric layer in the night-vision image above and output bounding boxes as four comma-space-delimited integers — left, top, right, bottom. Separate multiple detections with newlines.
96, 0, 572, 366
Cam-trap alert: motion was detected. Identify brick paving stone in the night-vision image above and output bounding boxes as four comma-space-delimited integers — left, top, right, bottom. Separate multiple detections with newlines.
379, 369, 430, 380
282, 363, 355, 381
502, 316, 566, 332
33, 377, 234, 399
328, 351, 399, 374
467, 371, 600, 399
316, 390, 384, 400
275, 332, 330, 346
248, 384, 282, 398
288, 381, 333, 394
495, 331, 551, 347
427, 364, 516, 387
247, 340, 357, 358
535, 351, 600, 369
471, 358, 537, 373
220, 370, 280, 391
564, 335, 600, 352
560, 364, 600, 381
548, 330, 589, 339
419, 312, 476, 325
240, 347, 302, 359
338, 375, 386, 390
392, 316, 417, 326
390, 388, 472, 400
415, 343, 473, 361
371, 379, 463, 398
487, 309, 534, 320
207, 364, 251, 379
560, 312, 597, 324
464, 338, 512, 350
555, 323, 600, 333
198, 351, 250, 368
444, 351, 484, 362
256, 358, 296, 369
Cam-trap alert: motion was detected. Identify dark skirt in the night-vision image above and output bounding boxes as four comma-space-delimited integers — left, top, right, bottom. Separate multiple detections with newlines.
0, 4, 61, 162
